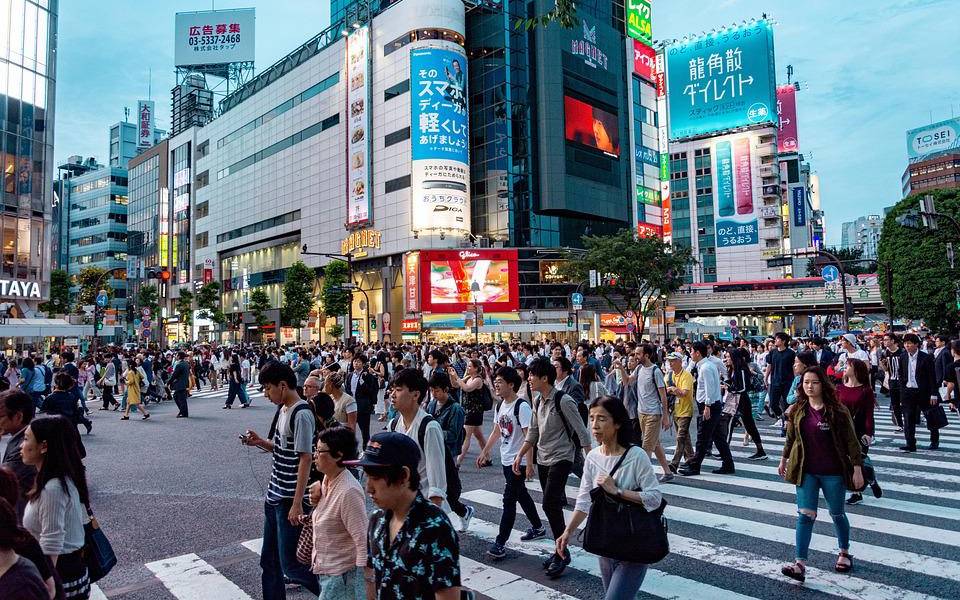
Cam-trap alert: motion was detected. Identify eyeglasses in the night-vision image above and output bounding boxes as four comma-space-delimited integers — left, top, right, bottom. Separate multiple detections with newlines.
313, 448, 332, 455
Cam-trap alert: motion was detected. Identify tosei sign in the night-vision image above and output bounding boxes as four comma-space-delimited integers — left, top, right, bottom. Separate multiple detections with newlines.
174, 9, 255, 67
906, 117, 960, 160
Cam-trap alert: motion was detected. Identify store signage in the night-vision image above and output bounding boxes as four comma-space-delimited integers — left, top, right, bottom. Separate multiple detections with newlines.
571, 20, 609, 70
633, 41, 656, 82
341, 228, 382, 258
404, 252, 420, 313
792, 187, 807, 227
0, 279, 41, 298
625, 0, 652, 45
776, 85, 799, 153
137, 100, 155, 147
174, 8, 255, 68
636, 146, 658, 167
346, 26, 372, 227
600, 313, 627, 328
539, 260, 571, 284
637, 223, 662, 239
906, 117, 960, 160
716, 136, 759, 248
410, 46, 471, 235
401, 319, 420, 333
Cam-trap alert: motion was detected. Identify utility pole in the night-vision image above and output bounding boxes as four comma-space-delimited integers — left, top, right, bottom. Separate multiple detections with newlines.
301, 245, 354, 344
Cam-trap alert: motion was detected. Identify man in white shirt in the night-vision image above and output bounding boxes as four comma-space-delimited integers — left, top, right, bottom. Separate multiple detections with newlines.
835, 334, 869, 377
679, 342, 735, 477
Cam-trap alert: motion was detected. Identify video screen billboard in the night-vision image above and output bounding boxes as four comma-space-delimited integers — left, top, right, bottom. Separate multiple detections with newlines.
776, 85, 799, 153
410, 46, 471, 235
174, 9, 255, 67
416, 249, 520, 313
564, 96, 620, 156
906, 118, 960, 161
666, 20, 776, 140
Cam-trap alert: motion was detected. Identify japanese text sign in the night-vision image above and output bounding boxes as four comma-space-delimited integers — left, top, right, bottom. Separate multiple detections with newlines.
174, 9, 254, 67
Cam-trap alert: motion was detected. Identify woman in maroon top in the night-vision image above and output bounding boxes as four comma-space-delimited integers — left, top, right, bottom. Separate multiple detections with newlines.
838, 359, 882, 505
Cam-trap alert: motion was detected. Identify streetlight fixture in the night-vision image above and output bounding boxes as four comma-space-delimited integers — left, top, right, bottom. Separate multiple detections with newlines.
301, 244, 355, 344
232, 300, 241, 345
470, 281, 481, 345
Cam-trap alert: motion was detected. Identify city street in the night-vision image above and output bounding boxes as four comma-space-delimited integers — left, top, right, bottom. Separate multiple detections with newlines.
35, 386, 960, 600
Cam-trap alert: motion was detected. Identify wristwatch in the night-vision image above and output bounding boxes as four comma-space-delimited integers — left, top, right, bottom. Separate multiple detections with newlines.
615, 488, 623, 498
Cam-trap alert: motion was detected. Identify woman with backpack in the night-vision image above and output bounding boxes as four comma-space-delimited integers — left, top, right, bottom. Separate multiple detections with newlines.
448, 359, 489, 469
19, 358, 45, 407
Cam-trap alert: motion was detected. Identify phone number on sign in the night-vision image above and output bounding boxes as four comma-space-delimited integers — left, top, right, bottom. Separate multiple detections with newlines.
188, 34, 241, 46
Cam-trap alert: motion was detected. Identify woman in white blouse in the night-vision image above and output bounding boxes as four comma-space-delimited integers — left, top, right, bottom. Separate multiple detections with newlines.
20, 415, 92, 600
557, 395, 661, 599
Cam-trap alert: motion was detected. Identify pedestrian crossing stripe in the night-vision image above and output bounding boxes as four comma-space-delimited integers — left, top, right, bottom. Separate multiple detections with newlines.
146, 553, 254, 600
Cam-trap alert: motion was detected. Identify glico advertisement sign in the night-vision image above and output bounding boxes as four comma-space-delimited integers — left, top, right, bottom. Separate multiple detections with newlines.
414, 249, 519, 314
666, 20, 776, 140
712, 133, 759, 248
174, 9, 255, 68
906, 117, 960, 160
410, 46, 470, 236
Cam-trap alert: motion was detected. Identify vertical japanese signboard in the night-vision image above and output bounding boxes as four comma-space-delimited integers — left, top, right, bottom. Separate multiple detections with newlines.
346, 26, 371, 227
715, 133, 759, 248
776, 85, 799, 153
404, 252, 420, 314
665, 20, 776, 140
633, 40, 656, 83
410, 46, 470, 236
625, 0, 652, 45
792, 187, 806, 227
137, 100, 155, 148
655, 50, 671, 242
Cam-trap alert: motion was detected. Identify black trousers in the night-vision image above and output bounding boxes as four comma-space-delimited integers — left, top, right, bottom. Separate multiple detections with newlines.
768, 381, 791, 418
889, 380, 903, 427
537, 460, 573, 540
726, 392, 764, 454
688, 402, 734, 470
357, 410, 372, 446
101, 385, 117, 409
173, 389, 189, 417
497, 465, 542, 546
901, 388, 939, 449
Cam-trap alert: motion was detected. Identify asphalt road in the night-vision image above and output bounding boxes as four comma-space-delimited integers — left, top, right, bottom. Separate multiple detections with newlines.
17, 385, 960, 600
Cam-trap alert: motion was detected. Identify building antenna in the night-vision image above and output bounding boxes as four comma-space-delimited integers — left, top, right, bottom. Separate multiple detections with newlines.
148, 67, 152, 101
786, 64, 793, 85
124, 107, 130, 123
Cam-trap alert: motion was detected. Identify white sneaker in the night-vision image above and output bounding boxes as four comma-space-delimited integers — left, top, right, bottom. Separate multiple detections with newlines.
773, 419, 783, 428
458, 505, 474, 533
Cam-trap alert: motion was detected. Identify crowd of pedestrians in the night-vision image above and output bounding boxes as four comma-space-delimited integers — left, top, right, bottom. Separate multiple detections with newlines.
1, 326, 955, 598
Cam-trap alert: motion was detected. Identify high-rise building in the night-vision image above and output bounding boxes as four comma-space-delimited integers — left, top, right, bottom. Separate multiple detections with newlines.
840, 214, 882, 260
109, 119, 165, 168
1, 0, 58, 315
902, 118, 960, 198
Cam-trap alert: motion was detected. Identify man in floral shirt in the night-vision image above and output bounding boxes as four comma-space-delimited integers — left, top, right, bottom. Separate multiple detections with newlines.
347, 431, 462, 599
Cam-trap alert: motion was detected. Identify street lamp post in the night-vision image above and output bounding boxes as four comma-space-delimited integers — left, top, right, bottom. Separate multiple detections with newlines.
232, 300, 241, 345
470, 281, 480, 345
660, 294, 668, 342
301, 245, 354, 344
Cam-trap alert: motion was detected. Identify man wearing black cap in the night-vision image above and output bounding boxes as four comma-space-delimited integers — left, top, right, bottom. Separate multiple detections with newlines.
347, 432, 461, 599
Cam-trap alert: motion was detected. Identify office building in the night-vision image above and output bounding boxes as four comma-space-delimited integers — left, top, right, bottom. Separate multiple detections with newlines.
0, 0, 58, 315
902, 152, 960, 198
840, 214, 882, 260
110, 119, 166, 168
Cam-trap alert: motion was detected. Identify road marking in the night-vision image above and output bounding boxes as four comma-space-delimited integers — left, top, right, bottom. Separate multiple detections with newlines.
145, 553, 255, 600
460, 556, 581, 599
89, 584, 108, 600
466, 489, 948, 600
240, 538, 262, 555
741, 438, 960, 475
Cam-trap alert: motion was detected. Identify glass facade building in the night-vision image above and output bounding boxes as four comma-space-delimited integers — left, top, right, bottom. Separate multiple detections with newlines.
1, 0, 56, 311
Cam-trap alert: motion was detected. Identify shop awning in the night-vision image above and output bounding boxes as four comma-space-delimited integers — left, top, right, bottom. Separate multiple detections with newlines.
0, 318, 113, 338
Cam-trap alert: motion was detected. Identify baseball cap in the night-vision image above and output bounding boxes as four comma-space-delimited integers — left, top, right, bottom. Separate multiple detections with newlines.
666, 352, 685, 361
344, 432, 421, 471
842, 333, 858, 346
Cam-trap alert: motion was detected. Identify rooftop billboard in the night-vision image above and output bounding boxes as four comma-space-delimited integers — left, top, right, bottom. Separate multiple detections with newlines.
906, 118, 960, 161
174, 9, 255, 68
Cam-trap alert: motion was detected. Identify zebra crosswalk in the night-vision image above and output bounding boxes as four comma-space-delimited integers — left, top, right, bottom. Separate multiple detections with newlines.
86, 394, 960, 599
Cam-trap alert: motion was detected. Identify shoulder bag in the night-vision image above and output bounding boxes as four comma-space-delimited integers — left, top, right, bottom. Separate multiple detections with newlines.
581, 446, 670, 564
926, 404, 949, 430
296, 512, 313, 565
83, 506, 117, 583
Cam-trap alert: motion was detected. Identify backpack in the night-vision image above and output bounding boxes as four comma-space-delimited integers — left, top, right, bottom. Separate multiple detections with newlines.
267, 400, 332, 484
426, 399, 465, 455
390, 415, 462, 505
496, 397, 528, 425
549, 390, 586, 478
40, 364, 53, 394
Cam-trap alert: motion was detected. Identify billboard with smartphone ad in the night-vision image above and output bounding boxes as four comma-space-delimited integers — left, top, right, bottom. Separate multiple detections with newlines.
415, 249, 520, 314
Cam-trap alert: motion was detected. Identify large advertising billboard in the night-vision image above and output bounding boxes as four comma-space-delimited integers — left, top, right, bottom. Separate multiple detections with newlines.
633, 40, 656, 83
137, 100, 155, 148
665, 20, 776, 140
776, 85, 799, 153
415, 249, 520, 314
346, 27, 371, 227
410, 46, 470, 235
174, 9, 255, 67
906, 117, 960, 161
713, 133, 759, 248
564, 96, 620, 157
625, 0, 652, 46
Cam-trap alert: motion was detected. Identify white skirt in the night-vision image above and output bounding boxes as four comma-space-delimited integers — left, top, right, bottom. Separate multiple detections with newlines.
375, 388, 386, 415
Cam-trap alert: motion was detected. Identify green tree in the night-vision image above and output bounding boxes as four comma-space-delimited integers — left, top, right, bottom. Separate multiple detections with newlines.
196, 282, 226, 325
517, 0, 579, 30
247, 288, 271, 329
282, 260, 316, 331
175, 290, 194, 331
878, 188, 960, 331
74, 267, 113, 313
40, 269, 71, 315
137, 284, 161, 319
562, 229, 693, 340
805, 246, 875, 277
320, 259, 351, 319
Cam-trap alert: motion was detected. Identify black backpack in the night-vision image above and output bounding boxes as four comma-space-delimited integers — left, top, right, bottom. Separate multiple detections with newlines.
549, 390, 587, 478
267, 400, 331, 485
496, 397, 528, 424
390, 415, 462, 506
41, 364, 53, 395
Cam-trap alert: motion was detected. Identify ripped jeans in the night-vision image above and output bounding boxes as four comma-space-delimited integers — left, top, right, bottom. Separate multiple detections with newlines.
794, 473, 850, 561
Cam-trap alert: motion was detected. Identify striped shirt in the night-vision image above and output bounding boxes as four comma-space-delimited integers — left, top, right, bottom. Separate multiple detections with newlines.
266, 401, 315, 504
310, 469, 368, 576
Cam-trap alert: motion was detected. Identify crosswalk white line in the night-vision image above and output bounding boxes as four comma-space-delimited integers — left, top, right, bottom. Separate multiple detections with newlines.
460, 556, 582, 599
240, 539, 262, 555
461, 511, 760, 600
88, 584, 108, 600
466, 489, 948, 600
145, 553, 254, 600
737, 439, 960, 476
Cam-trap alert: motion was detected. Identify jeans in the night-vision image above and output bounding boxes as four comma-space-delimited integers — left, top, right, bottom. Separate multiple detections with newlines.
768, 381, 791, 418
497, 465, 543, 546
687, 403, 734, 471
261, 499, 320, 600
226, 380, 245, 406
795, 473, 850, 561
317, 566, 365, 600
537, 460, 573, 541
599, 557, 648, 599
670, 416, 695, 468
239, 382, 250, 405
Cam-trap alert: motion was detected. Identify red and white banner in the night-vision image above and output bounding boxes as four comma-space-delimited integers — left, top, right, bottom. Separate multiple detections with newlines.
776, 85, 799, 153
633, 40, 655, 83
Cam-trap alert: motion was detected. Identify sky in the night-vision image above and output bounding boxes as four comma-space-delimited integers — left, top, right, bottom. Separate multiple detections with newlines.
53, 0, 959, 246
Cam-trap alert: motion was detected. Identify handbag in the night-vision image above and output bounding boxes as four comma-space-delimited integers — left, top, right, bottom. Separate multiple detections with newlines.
581, 446, 670, 564
83, 508, 117, 583
925, 404, 949, 430
722, 391, 740, 416
296, 513, 313, 565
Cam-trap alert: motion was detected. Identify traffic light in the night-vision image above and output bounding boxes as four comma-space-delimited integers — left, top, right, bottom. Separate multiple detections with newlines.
159, 268, 171, 282
567, 313, 575, 328
369, 317, 377, 331
608, 276, 618, 286
146, 268, 158, 279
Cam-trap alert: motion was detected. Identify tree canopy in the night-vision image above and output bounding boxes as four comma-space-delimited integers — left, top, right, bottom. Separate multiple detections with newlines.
74, 267, 113, 313
805, 246, 876, 277
282, 260, 315, 328
320, 260, 351, 318
877, 188, 960, 331
196, 282, 225, 325
175, 290, 194, 331
247, 288, 271, 329
562, 229, 692, 339
136, 284, 160, 320
40, 269, 71, 315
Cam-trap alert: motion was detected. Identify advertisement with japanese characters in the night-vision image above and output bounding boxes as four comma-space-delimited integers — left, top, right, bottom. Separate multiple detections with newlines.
713, 133, 759, 248
633, 40, 656, 83
776, 85, 799, 153
410, 46, 470, 235
346, 26, 371, 227
906, 117, 960, 160
625, 0, 652, 46
137, 100, 155, 148
665, 20, 776, 140
174, 9, 255, 68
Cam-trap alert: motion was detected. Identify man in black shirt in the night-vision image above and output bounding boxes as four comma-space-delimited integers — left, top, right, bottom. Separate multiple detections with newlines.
883, 333, 906, 429
764, 332, 796, 425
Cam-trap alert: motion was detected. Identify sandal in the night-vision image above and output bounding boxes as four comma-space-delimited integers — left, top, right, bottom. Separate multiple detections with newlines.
781, 561, 805, 582
120, 416, 129, 420
835, 551, 853, 573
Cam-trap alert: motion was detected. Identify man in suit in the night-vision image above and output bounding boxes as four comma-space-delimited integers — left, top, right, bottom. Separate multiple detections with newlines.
812, 338, 836, 371
348, 353, 379, 446
899, 333, 940, 451
168, 351, 192, 418
933, 334, 952, 391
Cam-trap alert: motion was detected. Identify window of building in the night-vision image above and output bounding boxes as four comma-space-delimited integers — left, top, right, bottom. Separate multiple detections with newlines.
384, 175, 411, 194
196, 140, 210, 158
217, 115, 338, 180
384, 127, 410, 148
196, 200, 209, 219
383, 29, 464, 57
216, 210, 300, 243
195, 170, 209, 190
384, 79, 410, 102
195, 231, 208, 248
